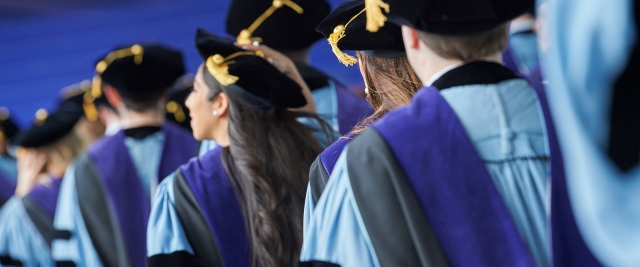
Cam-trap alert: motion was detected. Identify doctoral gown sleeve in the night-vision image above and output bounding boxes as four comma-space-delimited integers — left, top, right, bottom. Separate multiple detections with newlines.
147, 174, 204, 267
299, 148, 380, 267
0, 197, 52, 267
51, 164, 103, 267
147, 174, 193, 255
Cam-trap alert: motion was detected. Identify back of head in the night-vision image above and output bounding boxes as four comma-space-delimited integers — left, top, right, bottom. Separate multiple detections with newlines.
95, 43, 185, 112
372, 0, 533, 61
165, 75, 194, 132
418, 24, 510, 62
316, 0, 421, 135
225, 0, 331, 51
352, 52, 422, 135
197, 29, 329, 267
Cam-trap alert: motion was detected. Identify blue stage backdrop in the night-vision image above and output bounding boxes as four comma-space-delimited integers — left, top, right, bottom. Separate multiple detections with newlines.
0, 0, 361, 128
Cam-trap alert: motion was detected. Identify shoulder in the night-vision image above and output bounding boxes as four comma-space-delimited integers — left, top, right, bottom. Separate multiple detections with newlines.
178, 146, 226, 189
163, 121, 196, 140
0, 197, 32, 232
372, 86, 454, 143
319, 137, 350, 171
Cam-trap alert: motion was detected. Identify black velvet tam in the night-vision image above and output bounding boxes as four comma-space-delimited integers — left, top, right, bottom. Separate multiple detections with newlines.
316, 0, 405, 53
0, 108, 20, 141
195, 29, 307, 109
166, 76, 194, 132
225, 0, 330, 50
385, 0, 534, 35
97, 43, 185, 95
10, 102, 83, 148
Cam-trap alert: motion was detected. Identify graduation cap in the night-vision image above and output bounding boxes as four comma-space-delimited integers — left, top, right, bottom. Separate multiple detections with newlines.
58, 80, 101, 121
316, 0, 406, 66
10, 103, 83, 148
226, 0, 331, 51
92, 43, 185, 100
0, 107, 20, 142
166, 75, 194, 131
195, 28, 307, 109
364, 0, 534, 35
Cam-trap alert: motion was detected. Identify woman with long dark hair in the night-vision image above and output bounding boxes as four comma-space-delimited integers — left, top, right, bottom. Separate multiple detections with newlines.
307, 0, 422, 203
147, 29, 329, 267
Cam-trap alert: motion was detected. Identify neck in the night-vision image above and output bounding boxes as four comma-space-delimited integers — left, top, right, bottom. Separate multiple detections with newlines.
117, 107, 164, 129
282, 48, 311, 66
213, 119, 230, 147
420, 58, 464, 87
419, 52, 503, 86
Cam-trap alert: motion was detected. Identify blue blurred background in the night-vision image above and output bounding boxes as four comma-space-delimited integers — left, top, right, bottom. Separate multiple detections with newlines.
0, 0, 361, 127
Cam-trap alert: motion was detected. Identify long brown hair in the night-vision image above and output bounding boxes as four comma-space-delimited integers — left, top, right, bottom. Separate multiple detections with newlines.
203, 67, 329, 267
349, 51, 422, 135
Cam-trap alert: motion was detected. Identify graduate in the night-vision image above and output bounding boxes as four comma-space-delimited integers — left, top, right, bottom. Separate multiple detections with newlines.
147, 29, 329, 267
165, 75, 194, 132
542, 0, 640, 266
51, 44, 200, 267
0, 108, 20, 207
59, 82, 108, 146
226, 0, 373, 137
308, 0, 421, 204
502, 3, 539, 76
300, 0, 554, 266
0, 95, 90, 267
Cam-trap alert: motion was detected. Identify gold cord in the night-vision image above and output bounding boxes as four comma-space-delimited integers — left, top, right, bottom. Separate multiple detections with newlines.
328, 8, 366, 66
86, 44, 144, 121
206, 51, 265, 86
236, 0, 304, 45
166, 101, 186, 123
365, 0, 390, 32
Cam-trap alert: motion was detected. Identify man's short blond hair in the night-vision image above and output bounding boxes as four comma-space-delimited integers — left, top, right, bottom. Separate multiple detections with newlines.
418, 23, 510, 62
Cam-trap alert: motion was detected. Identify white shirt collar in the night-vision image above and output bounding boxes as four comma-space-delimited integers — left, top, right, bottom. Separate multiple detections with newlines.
509, 19, 535, 35
425, 63, 463, 87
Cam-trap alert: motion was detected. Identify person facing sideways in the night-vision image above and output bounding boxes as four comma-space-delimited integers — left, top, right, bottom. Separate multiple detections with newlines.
51, 43, 200, 267
146, 29, 331, 267
0, 107, 20, 207
0, 95, 92, 267
306, 0, 421, 206
300, 0, 554, 266
543, 0, 640, 266
225, 0, 373, 138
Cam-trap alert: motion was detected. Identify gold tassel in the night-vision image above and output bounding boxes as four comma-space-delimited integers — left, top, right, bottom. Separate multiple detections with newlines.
83, 102, 99, 122
205, 51, 265, 86
166, 101, 186, 123
326, 8, 367, 66
328, 25, 357, 66
365, 0, 390, 32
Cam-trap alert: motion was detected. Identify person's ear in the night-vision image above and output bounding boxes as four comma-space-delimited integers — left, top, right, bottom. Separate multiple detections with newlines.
104, 86, 122, 108
402, 25, 421, 50
211, 92, 230, 117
